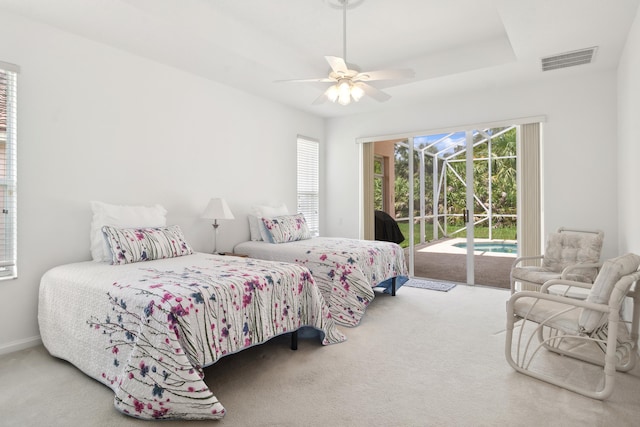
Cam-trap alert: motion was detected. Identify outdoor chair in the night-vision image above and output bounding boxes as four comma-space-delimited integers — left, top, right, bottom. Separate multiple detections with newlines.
510, 227, 604, 294
505, 253, 640, 400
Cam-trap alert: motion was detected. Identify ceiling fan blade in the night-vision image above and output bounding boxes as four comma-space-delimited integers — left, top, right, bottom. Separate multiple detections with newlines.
325, 56, 349, 75
357, 82, 392, 102
275, 77, 335, 83
354, 68, 415, 82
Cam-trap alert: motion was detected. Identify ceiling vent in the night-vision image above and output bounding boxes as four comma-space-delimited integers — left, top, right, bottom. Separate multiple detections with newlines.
541, 47, 598, 72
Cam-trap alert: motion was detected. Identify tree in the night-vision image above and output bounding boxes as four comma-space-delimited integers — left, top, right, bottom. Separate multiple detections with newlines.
391, 127, 517, 236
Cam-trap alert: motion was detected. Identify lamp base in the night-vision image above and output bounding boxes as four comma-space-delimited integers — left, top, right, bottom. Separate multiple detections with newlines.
212, 221, 220, 254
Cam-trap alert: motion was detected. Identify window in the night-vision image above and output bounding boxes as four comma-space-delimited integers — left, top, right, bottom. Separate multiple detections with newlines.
0, 62, 18, 279
297, 136, 319, 236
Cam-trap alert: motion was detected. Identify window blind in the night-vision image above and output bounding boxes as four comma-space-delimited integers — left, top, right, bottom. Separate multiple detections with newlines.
518, 123, 541, 284
297, 137, 319, 236
0, 63, 18, 279
362, 142, 374, 240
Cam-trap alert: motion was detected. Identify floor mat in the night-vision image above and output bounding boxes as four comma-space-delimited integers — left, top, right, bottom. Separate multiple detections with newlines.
403, 278, 457, 292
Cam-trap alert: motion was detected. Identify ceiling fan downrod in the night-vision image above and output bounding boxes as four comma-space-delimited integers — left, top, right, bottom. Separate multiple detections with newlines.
342, 0, 347, 64
328, 0, 365, 67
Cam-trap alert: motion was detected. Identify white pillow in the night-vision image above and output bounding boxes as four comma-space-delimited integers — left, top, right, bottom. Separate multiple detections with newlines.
90, 201, 167, 262
248, 214, 262, 241
249, 203, 289, 241
259, 202, 289, 217
579, 253, 640, 332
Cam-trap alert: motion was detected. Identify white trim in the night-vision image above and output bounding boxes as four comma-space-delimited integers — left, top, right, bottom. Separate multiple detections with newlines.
296, 134, 319, 143
408, 137, 415, 277
465, 130, 475, 285
0, 61, 20, 73
0, 336, 42, 355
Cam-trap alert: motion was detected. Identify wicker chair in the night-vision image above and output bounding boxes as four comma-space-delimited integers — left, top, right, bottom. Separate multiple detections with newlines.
510, 227, 604, 294
505, 253, 640, 399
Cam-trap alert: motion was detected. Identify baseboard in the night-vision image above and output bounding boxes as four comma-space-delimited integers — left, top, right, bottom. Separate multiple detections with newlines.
0, 335, 42, 356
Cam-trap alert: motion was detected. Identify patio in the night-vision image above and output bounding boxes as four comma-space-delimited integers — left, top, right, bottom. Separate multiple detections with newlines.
407, 238, 515, 289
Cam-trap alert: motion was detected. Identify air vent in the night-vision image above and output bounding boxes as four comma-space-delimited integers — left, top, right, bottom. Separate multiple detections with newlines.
541, 47, 597, 72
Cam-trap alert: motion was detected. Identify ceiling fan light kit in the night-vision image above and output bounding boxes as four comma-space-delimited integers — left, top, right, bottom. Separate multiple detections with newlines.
327, 79, 365, 105
277, 0, 414, 106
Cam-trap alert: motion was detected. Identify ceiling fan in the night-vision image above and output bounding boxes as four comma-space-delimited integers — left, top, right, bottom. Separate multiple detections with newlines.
276, 0, 414, 106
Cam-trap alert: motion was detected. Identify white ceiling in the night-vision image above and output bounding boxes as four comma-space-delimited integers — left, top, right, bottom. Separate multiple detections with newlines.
1, 0, 638, 118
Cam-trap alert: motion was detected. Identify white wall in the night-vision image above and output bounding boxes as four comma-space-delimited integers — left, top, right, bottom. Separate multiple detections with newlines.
0, 12, 324, 353
323, 70, 620, 260
618, 6, 640, 254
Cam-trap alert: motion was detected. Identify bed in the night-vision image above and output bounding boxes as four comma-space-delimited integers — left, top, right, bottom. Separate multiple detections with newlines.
234, 236, 409, 327
38, 252, 346, 420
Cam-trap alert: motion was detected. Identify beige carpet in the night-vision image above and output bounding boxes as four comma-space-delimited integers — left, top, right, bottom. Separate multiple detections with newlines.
2, 285, 640, 426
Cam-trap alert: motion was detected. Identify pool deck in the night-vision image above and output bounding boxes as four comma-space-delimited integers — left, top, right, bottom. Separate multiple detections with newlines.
408, 238, 515, 289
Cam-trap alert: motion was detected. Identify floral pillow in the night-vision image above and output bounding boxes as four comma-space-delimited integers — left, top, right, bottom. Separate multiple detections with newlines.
249, 203, 289, 241
102, 225, 194, 265
261, 213, 311, 244
90, 201, 167, 262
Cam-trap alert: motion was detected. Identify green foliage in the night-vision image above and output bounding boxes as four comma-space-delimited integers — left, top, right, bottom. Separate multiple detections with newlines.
396, 221, 517, 248
391, 127, 518, 232
374, 177, 383, 211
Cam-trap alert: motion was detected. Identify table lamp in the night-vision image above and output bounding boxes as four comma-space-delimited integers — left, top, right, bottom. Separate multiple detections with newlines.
201, 198, 235, 254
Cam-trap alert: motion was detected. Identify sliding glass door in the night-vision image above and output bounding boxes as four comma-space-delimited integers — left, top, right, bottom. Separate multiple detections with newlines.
369, 125, 520, 288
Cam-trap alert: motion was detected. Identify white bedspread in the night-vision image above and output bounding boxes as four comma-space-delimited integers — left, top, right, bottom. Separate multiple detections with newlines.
234, 237, 408, 327
38, 253, 345, 420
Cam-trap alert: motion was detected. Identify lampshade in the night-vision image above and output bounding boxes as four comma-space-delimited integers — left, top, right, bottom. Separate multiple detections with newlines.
328, 79, 365, 106
351, 84, 364, 101
326, 84, 339, 103
201, 198, 235, 220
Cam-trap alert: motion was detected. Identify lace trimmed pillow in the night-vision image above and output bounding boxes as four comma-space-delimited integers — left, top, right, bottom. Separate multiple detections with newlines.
261, 213, 311, 244
102, 225, 194, 265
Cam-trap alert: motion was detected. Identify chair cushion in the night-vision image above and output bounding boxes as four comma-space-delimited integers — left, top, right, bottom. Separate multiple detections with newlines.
541, 232, 603, 276
513, 297, 582, 335
511, 267, 560, 285
512, 266, 597, 286
578, 253, 640, 332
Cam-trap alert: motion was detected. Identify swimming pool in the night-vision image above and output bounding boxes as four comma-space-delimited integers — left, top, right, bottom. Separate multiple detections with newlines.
453, 242, 517, 254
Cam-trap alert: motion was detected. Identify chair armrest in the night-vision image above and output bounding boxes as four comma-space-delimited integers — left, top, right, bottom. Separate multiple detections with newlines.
507, 290, 610, 315
613, 271, 640, 299
560, 262, 603, 280
540, 278, 593, 299
541, 278, 593, 293
511, 254, 544, 269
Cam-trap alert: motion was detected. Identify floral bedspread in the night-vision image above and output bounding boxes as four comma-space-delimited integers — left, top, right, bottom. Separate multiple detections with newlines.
235, 237, 409, 327
38, 253, 345, 420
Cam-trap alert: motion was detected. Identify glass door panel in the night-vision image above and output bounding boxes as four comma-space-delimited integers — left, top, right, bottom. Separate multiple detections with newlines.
405, 127, 518, 287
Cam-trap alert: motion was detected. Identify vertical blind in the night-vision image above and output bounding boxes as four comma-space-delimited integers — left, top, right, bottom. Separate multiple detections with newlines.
297, 137, 319, 236
362, 142, 374, 240
0, 62, 18, 279
518, 123, 542, 281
